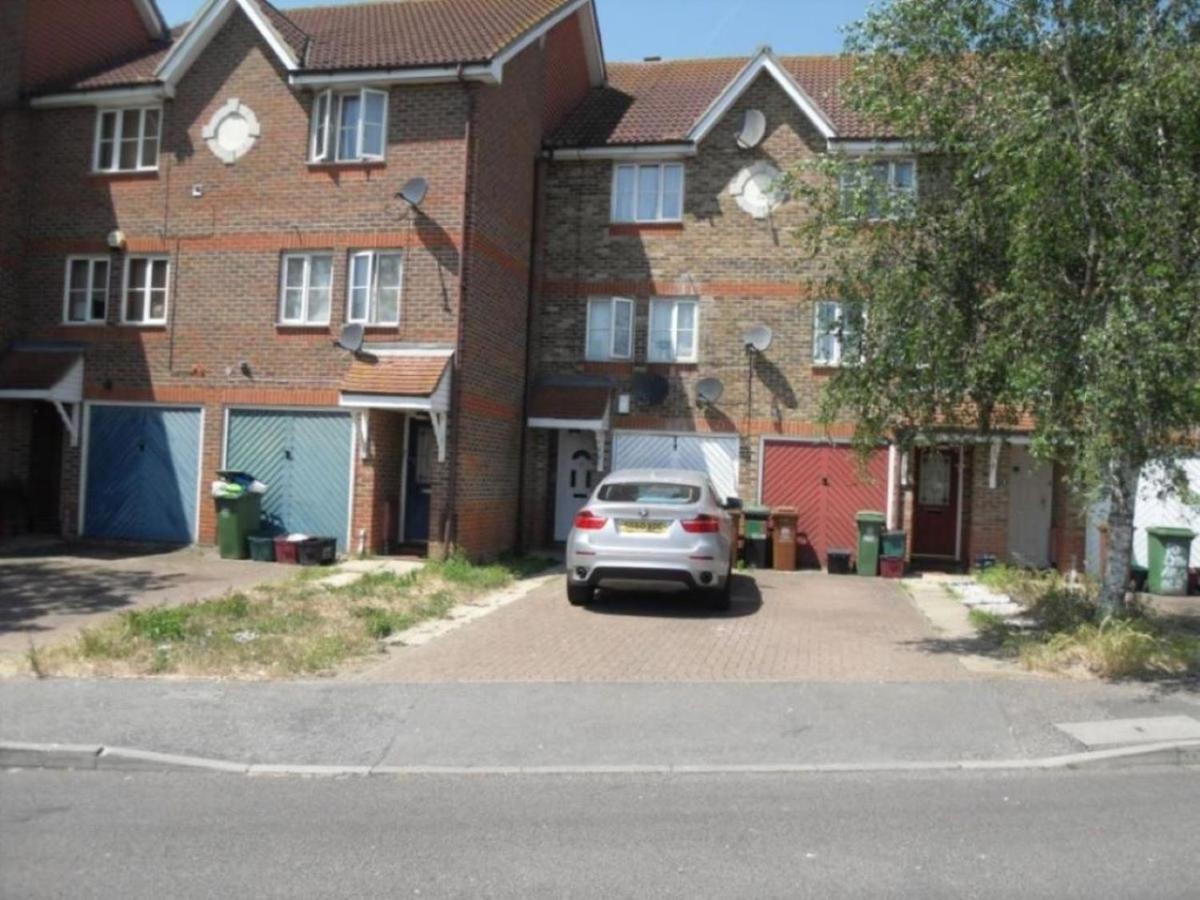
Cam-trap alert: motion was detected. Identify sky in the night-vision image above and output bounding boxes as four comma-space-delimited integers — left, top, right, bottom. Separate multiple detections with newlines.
155, 0, 873, 60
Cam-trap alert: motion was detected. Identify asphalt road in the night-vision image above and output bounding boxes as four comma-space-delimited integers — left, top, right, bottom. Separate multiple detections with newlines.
3, 768, 1198, 899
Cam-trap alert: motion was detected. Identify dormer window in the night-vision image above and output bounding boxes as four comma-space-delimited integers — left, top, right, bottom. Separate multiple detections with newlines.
94, 107, 161, 173
310, 88, 388, 163
612, 162, 685, 223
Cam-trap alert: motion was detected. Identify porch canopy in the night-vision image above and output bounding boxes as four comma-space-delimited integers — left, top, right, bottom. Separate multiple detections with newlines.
0, 343, 84, 446
527, 379, 612, 469
337, 350, 452, 461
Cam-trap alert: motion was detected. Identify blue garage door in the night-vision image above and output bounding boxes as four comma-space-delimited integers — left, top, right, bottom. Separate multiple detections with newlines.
84, 405, 202, 543
225, 410, 353, 551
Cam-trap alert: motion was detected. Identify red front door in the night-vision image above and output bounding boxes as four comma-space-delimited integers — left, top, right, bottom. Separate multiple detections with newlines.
912, 447, 960, 558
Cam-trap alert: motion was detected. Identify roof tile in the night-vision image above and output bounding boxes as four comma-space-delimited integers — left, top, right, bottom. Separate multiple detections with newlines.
528, 384, 610, 421
340, 355, 449, 396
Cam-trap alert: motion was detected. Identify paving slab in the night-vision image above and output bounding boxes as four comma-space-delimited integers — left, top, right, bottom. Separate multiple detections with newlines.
1055, 715, 1200, 749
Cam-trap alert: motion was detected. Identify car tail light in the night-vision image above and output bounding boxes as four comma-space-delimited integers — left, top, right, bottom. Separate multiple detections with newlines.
681, 514, 720, 534
573, 510, 607, 530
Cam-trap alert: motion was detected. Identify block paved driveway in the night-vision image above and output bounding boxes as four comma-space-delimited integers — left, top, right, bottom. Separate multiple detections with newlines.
362, 571, 972, 683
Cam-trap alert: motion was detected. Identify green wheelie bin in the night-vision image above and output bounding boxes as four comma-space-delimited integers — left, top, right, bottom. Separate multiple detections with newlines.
855, 511, 886, 576
1146, 527, 1195, 596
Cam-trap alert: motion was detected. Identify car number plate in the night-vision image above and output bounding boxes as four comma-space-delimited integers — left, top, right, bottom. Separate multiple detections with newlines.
619, 520, 668, 535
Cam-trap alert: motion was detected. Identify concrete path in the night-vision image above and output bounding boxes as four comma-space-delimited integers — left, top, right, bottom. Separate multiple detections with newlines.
4, 677, 1199, 769
0, 543, 282, 665
361, 570, 971, 682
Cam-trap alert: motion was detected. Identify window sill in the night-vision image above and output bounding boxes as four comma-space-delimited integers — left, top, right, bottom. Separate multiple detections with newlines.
277, 323, 332, 331
608, 222, 684, 237
122, 322, 168, 330
89, 170, 159, 182
308, 161, 386, 172
646, 361, 698, 373
60, 320, 108, 327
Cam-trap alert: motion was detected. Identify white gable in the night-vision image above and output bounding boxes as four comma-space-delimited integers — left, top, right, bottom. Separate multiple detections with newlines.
155, 0, 300, 88
687, 46, 837, 144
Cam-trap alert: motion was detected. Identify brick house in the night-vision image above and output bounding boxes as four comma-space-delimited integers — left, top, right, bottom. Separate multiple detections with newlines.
0, 0, 603, 558
521, 48, 1087, 572
1, 1, 1084, 571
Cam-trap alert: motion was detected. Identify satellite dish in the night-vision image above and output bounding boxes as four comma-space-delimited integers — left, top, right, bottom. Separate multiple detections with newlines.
696, 377, 724, 405
631, 373, 670, 406
736, 109, 767, 150
743, 324, 773, 353
335, 322, 365, 354
398, 177, 428, 208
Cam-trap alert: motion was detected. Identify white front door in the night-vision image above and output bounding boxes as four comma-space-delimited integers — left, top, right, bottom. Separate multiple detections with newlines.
555, 430, 598, 541
1007, 445, 1053, 567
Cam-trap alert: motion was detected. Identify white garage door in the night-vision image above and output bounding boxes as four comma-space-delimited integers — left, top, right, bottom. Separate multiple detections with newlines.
612, 432, 740, 500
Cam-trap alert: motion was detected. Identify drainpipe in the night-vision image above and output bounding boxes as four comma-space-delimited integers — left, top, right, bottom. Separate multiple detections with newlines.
442, 69, 474, 557
514, 153, 545, 553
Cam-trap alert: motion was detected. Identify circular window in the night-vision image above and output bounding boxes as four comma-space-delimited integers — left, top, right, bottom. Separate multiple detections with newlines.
202, 99, 261, 164
729, 161, 787, 219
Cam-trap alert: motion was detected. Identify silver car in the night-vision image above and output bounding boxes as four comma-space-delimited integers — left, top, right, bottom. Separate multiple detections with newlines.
565, 469, 742, 610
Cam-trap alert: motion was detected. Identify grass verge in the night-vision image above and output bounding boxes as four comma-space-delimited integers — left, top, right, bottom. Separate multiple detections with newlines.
967, 564, 1200, 679
24, 553, 554, 680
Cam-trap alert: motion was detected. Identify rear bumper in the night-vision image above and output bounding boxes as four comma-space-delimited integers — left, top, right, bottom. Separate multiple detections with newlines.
575, 566, 710, 590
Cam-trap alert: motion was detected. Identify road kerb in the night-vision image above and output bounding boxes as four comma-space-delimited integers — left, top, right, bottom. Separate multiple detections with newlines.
5, 738, 1200, 776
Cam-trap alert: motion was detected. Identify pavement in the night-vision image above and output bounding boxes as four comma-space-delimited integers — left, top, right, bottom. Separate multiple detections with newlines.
359, 570, 972, 682
0, 540, 283, 666
4, 767, 1200, 898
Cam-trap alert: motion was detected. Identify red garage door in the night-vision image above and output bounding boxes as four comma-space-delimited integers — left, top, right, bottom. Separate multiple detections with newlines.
762, 441, 889, 568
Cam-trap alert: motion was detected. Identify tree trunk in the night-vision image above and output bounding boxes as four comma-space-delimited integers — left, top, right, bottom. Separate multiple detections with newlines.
1097, 459, 1140, 618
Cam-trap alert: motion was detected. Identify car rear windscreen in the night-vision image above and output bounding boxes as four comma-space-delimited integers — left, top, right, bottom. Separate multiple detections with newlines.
597, 482, 701, 504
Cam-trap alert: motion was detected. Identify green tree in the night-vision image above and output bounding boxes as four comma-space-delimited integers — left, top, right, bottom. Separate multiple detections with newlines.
793, 0, 1200, 614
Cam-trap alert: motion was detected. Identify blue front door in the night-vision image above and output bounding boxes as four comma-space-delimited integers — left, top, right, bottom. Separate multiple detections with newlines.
225, 410, 353, 551
83, 405, 202, 543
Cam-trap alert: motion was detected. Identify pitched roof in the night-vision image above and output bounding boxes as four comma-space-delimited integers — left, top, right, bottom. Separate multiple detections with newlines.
0, 347, 83, 394
550, 55, 886, 147
52, 0, 584, 93
340, 355, 449, 396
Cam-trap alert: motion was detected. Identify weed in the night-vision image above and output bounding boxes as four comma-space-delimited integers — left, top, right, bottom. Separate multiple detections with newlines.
123, 606, 190, 642
968, 608, 1013, 644
1018, 618, 1200, 679
352, 606, 411, 639
26, 643, 46, 678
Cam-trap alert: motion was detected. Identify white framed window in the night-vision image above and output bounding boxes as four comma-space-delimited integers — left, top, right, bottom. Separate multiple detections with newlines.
347, 250, 403, 325
585, 297, 634, 361
279, 253, 334, 325
813, 300, 864, 366
612, 162, 685, 223
838, 158, 917, 219
122, 256, 170, 325
648, 298, 698, 363
63, 256, 110, 324
94, 107, 161, 173
310, 88, 388, 163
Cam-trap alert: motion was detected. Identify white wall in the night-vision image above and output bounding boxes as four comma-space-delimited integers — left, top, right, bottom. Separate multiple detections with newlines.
1086, 458, 1200, 574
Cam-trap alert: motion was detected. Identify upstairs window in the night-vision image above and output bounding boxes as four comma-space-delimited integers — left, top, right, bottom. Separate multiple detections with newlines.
648, 298, 698, 363
347, 250, 403, 325
310, 88, 388, 163
63, 256, 110, 324
612, 162, 684, 223
585, 297, 634, 361
94, 107, 161, 173
813, 300, 864, 366
123, 256, 170, 325
838, 158, 916, 219
279, 253, 333, 326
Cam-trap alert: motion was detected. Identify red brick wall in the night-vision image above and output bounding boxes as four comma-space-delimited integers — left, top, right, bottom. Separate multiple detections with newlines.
450, 17, 591, 559
541, 9, 593, 135
21, 0, 157, 93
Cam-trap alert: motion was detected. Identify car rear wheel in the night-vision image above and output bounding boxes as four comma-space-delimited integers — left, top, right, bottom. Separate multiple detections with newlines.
706, 566, 734, 613
567, 582, 593, 607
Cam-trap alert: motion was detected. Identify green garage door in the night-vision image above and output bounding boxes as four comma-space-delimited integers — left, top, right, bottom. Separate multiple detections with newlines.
225, 410, 353, 551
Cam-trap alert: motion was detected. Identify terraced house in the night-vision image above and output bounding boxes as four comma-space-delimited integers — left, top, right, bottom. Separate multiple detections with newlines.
0, 0, 1085, 571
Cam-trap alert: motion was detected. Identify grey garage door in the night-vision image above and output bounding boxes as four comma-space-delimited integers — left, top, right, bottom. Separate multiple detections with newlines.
612, 432, 740, 500
83, 405, 202, 543
225, 410, 353, 551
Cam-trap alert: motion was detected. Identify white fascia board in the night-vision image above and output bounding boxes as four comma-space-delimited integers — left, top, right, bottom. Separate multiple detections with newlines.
548, 144, 697, 161
132, 0, 169, 39
156, 0, 299, 89
340, 393, 434, 412
29, 84, 173, 108
528, 417, 607, 430
827, 139, 917, 156
688, 47, 837, 144
579, 0, 606, 86
488, 0, 593, 84
364, 347, 455, 358
291, 65, 496, 89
